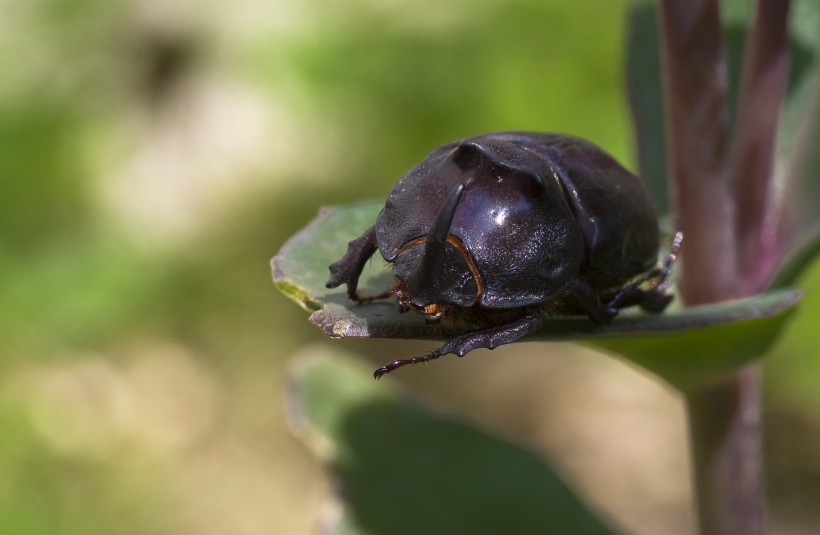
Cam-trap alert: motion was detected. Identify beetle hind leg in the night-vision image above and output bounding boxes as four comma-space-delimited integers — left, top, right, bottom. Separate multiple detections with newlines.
606, 278, 673, 313
373, 315, 544, 378
607, 230, 684, 314
326, 225, 384, 302
567, 278, 619, 324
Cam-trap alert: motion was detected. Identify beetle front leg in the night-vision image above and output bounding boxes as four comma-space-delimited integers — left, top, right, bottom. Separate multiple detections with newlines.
373, 315, 544, 378
326, 225, 382, 302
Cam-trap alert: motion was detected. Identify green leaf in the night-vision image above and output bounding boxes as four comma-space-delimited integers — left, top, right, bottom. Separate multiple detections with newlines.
273, 203, 802, 391
767, 230, 820, 290
272, 201, 387, 315
625, 0, 668, 216
585, 292, 795, 392
287, 348, 623, 535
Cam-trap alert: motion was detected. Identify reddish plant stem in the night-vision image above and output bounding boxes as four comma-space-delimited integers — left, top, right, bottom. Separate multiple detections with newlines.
730, 0, 791, 294
659, 0, 737, 306
685, 367, 765, 535
657, 1, 789, 534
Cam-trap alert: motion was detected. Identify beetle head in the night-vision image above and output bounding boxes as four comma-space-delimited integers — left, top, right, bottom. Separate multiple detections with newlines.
392, 183, 480, 319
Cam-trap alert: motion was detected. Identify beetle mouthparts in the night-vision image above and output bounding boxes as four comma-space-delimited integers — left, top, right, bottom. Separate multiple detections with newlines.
421, 303, 445, 318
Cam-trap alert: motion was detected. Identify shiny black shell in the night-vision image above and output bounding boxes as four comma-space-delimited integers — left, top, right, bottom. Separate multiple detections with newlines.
375, 132, 659, 309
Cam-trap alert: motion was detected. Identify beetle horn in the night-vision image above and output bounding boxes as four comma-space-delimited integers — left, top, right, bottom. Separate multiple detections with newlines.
420, 183, 464, 272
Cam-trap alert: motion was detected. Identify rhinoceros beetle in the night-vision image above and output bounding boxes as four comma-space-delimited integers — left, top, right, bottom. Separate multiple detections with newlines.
326, 132, 680, 378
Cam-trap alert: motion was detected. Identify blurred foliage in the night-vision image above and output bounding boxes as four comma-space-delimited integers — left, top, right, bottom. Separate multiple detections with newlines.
0, 0, 818, 534
288, 349, 620, 535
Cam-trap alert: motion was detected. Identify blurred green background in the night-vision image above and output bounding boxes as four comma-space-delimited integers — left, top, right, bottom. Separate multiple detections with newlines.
1, 0, 818, 533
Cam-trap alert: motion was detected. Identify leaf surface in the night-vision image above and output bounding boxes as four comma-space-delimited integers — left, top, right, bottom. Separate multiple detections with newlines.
273, 203, 801, 390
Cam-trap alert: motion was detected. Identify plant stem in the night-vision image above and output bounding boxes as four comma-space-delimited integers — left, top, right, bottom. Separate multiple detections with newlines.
657, 0, 790, 533
685, 366, 764, 535
730, 0, 791, 293
659, 0, 737, 305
